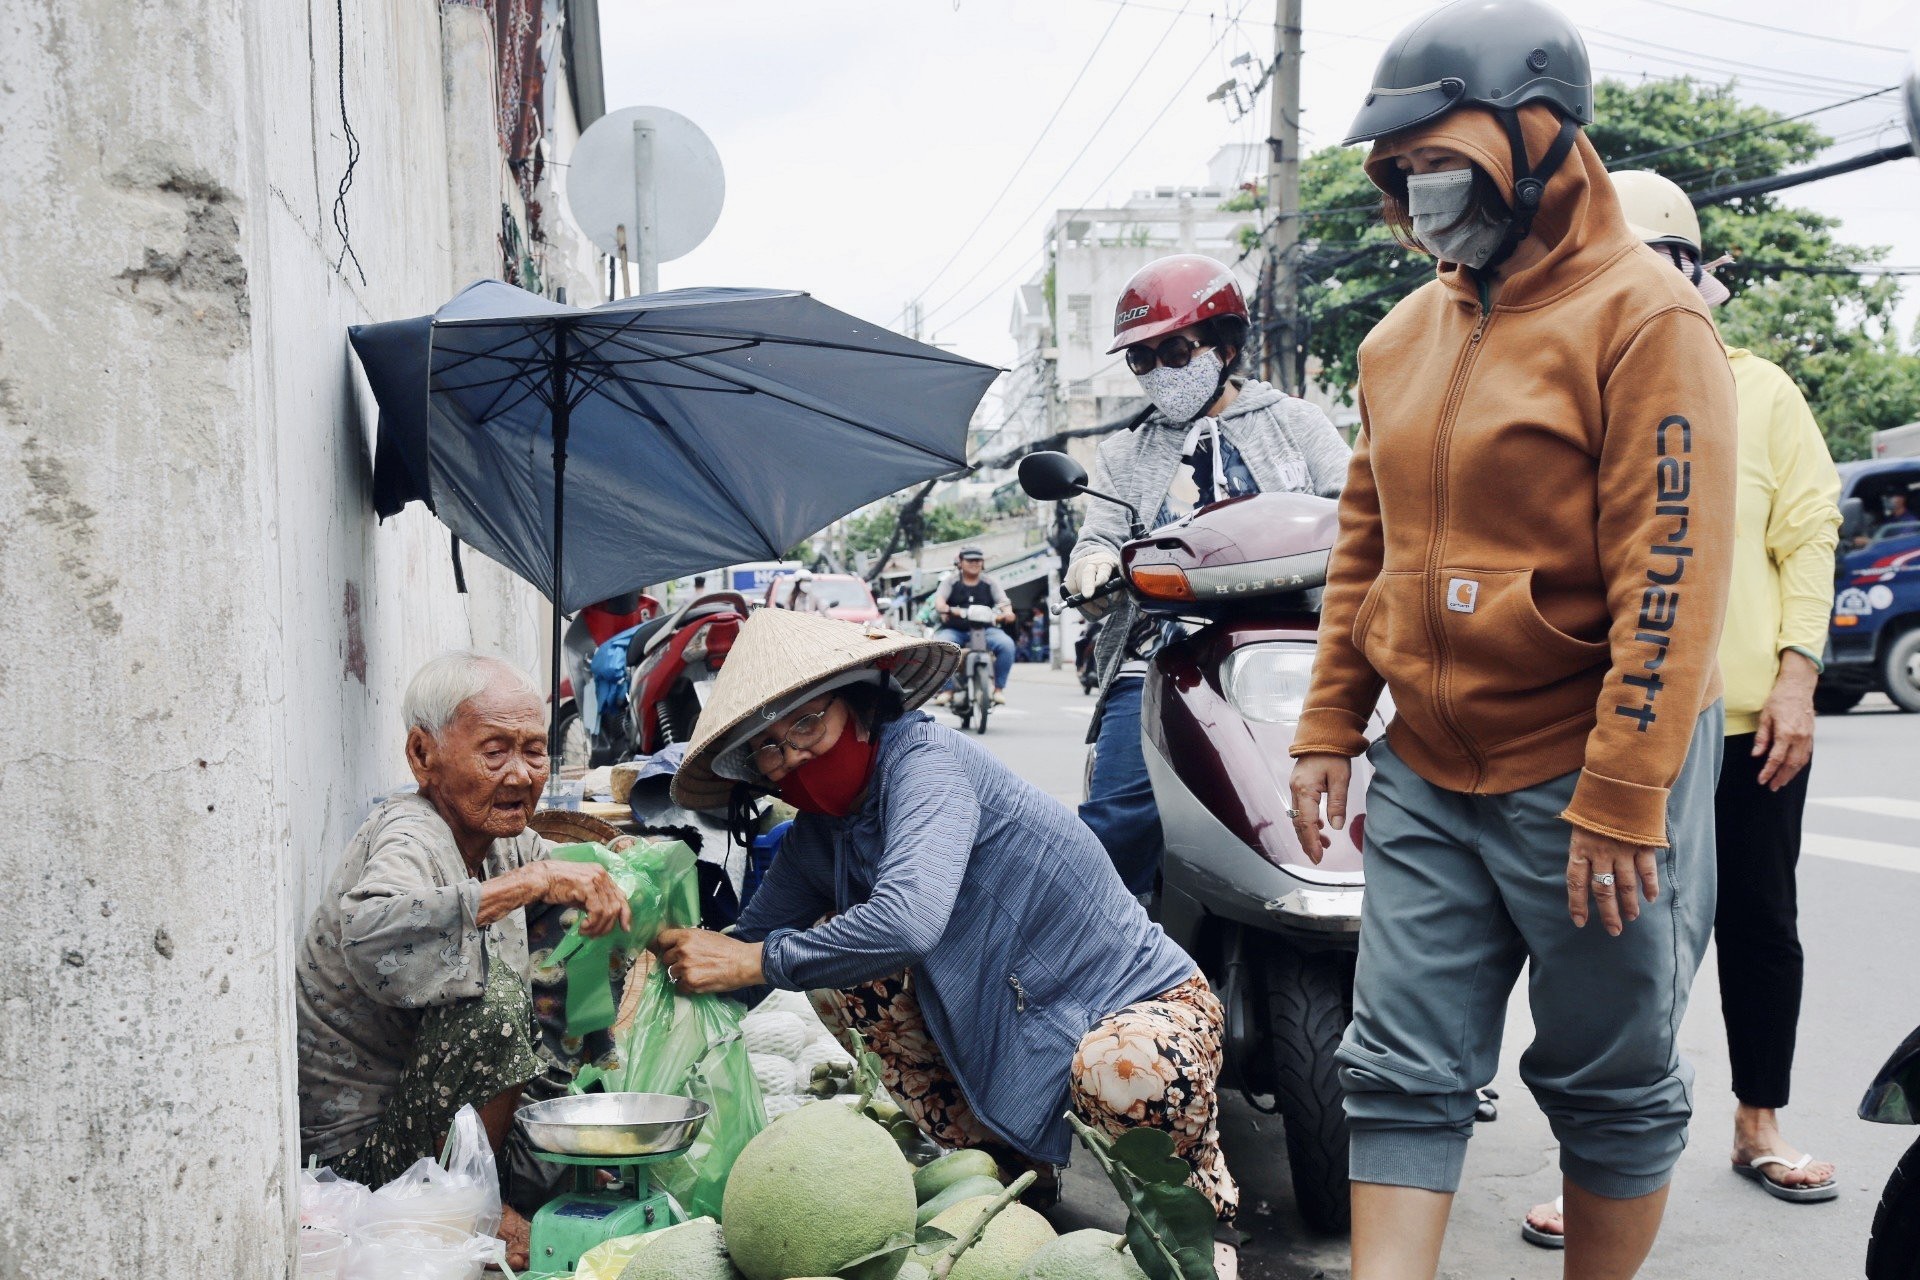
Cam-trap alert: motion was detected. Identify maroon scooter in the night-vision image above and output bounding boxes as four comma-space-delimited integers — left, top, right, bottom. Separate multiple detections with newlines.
1021, 450, 1384, 1233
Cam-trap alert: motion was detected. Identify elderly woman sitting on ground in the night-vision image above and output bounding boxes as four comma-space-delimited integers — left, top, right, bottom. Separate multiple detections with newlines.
295, 651, 628, 1250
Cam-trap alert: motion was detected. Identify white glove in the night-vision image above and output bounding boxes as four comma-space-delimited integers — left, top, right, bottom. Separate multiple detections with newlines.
1066, 551, 1122, 619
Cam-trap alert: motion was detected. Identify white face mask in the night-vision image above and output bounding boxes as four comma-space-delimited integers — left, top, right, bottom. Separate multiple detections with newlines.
1137, 347, 1224, 424
1405, 168, 1510, 269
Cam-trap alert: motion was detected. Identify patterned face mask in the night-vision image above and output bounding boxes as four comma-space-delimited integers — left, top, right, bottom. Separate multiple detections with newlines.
1137, 347, 1224, 424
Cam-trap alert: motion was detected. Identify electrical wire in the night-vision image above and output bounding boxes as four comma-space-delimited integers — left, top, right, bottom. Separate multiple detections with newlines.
1605, 85, 1899, 169
1584, 28, 1885, 94
1627, 0, 1910, 54
899, 0, 1131, 321
916, 0, 1199, 327
925, 0, 1259, 331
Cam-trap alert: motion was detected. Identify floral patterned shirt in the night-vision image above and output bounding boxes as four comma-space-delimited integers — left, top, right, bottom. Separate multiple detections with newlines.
295, 793, 545, 1161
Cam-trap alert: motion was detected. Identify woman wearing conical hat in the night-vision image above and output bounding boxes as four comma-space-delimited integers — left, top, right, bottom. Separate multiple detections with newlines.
658, 608, 1243, 1275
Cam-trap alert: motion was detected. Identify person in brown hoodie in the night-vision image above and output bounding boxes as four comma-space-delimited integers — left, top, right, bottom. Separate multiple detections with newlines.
1284, 3, 1736, 1277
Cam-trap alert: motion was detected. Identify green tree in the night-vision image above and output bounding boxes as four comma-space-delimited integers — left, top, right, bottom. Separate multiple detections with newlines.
1293, 77, 1920, 459
846, 501, 985, 554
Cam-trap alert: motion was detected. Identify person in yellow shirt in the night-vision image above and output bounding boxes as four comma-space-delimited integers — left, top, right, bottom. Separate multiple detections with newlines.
1523, 170, 1843, 1246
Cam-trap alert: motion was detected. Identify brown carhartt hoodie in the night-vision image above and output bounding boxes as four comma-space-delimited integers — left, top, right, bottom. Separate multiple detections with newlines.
1291, 105, 1736, 848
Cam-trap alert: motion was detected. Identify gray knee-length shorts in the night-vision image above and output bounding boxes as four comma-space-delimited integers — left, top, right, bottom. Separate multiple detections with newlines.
1339, 703, 1722, 1199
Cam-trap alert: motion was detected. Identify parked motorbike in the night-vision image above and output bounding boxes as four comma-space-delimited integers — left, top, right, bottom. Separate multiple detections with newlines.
1864, 1023, 1920, 1278
554, 593, 661, 771
624, 591, 751, 758
1020, 450, 1379, 1233
947, 603, 999, 735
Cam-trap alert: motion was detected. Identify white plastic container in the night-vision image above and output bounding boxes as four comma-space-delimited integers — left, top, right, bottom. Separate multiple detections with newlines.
297, 1226, 350, 1279
343, 1219, 497, 1280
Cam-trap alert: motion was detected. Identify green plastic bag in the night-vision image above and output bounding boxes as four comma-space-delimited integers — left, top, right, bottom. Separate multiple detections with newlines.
544, 839, 698, 1037
568, 842, 767, 1219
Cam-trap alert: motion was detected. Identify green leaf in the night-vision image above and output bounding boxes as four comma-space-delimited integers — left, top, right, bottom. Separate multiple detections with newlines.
1066, 1115, 1217, 1280
1109, 1127, 1194, 1187
912, 1225, 959, 1255
836, 1230, 917, 1270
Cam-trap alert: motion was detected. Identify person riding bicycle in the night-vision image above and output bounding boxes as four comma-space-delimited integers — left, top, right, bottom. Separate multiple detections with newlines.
933, 548, 1016, 704
1066, 253, 1350, 893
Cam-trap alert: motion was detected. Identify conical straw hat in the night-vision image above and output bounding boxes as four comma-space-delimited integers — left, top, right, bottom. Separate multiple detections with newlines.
671, 609, 959, 810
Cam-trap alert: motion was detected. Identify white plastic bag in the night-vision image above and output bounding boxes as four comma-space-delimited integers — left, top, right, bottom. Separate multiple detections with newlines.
358, 1105, 502, 1238
343, 1219, 501, 1280
298, 1167, 370, 1233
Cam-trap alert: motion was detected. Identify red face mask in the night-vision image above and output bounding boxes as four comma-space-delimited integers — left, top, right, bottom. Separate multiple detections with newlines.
777, 722, 878, 817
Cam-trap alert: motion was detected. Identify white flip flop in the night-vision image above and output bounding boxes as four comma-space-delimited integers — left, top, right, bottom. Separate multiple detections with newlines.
1733, 1153, 1840, 1203
1520, 1195, 1565, 1249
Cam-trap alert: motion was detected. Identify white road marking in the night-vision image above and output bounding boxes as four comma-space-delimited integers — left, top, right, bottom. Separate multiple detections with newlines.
1810, 796, 1920, 822
1060, 705, 1094, 716
1803, 834, 1919, 874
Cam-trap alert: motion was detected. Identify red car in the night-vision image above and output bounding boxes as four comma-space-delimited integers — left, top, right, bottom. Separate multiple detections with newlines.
764, 572, 881, 623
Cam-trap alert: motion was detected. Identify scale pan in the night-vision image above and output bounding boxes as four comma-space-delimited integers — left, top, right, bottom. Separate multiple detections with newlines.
518, 1092, 711, 1158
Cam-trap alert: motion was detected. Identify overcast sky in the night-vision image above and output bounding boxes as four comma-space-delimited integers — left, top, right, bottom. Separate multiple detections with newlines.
595, 0, 1917, 384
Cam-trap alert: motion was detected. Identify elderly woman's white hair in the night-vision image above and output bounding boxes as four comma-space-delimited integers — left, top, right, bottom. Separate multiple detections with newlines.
403, 650, 543, 738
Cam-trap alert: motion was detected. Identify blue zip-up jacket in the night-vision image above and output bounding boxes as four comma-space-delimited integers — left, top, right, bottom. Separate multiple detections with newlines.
731, 712, 1195, 1163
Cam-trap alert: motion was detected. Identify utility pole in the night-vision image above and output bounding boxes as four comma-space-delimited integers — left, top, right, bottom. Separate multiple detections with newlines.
1261, 0, 1303, 392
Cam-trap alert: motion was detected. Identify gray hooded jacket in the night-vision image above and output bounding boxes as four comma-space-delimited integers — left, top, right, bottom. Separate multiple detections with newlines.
1068, 379, 1351, 698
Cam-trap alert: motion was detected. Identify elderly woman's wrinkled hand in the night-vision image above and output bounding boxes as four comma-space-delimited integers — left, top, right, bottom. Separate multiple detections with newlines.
538, 861, 632, 937
656, 926, 765, 994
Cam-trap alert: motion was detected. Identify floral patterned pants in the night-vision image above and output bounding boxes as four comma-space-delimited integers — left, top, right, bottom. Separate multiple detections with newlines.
332, 944, 544, 1189
810, 971, 1238, 1223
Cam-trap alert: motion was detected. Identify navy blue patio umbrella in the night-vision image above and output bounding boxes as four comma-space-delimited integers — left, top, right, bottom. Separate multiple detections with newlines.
348, 279, 997, 760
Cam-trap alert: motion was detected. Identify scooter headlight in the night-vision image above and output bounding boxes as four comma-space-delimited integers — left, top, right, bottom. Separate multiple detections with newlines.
1223, 645, 1315, 724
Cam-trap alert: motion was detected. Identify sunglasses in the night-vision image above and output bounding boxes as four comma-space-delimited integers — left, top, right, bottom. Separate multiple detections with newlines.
1124, 335, 1209, 376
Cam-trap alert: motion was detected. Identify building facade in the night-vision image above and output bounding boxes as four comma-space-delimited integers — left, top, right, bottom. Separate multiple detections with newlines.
0, 1, 607, 1272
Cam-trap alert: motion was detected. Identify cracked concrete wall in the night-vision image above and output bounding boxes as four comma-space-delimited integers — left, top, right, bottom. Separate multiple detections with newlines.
0, 1, 594, 1273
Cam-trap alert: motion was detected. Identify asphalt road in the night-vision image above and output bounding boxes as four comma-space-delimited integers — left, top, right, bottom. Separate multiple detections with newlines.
959, 660, 1920, 1279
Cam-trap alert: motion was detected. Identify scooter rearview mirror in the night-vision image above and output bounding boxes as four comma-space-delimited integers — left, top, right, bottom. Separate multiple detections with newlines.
1017, 451, 1088, 501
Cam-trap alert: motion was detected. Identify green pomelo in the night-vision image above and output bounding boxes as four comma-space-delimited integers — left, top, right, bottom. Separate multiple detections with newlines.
913, 1148, 1001, 1202
898, 1263, 931, 1280
916, 1175, 1006, 1227
1013, 1229, 1149, 1280
617, 1220, 739, 1280
722, 1101, 918, 1280
927, 1195, 1058, 1280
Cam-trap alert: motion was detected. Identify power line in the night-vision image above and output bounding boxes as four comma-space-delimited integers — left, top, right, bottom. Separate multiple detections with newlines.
917, 0, 1199, 326
1605, 85, 1899, 169
1584, 29, 1884, 95
899, 1, 1131, 319
1628, 0, 1909, 54
927, 0, 1258, 331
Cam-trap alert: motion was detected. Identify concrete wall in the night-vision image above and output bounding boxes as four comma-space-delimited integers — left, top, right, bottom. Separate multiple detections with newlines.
0, 1, 597, 1272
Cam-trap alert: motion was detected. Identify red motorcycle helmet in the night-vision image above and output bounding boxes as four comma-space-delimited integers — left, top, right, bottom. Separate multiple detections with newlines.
1106, 254, 1249, 354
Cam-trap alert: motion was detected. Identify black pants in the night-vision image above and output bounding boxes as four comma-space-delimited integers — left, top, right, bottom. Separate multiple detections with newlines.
1713, 734, 1810, 1109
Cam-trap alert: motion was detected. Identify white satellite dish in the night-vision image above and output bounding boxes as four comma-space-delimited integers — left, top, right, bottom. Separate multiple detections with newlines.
566, 105, 725, 292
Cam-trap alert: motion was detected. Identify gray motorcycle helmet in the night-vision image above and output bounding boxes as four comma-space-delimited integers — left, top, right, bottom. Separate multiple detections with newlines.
1345, 0, 1592, 270
1344, 0, 1592, 146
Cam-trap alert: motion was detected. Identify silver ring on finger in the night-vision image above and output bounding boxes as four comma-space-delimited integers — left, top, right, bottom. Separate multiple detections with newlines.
1286, 806, 1300, 819
1593, 872, 1616, 888
667, 965, 679, 983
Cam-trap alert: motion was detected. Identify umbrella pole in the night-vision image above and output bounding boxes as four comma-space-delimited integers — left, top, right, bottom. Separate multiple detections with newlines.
548, 325, 571, 775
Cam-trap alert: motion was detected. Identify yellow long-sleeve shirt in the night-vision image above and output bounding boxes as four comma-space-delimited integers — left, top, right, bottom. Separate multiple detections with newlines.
1720, 347, 1841, 735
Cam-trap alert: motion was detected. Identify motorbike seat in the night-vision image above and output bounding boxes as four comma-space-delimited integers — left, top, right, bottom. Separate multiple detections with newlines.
624, 613, 678, 665
629, 596, 747, 665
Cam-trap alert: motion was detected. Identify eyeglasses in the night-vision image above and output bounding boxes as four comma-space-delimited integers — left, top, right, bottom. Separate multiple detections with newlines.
748, 707, 832, 776
1124, 335, 1208, 376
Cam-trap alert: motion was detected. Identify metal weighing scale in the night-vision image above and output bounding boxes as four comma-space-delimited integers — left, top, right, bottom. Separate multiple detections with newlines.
516, 1092, 711, 1277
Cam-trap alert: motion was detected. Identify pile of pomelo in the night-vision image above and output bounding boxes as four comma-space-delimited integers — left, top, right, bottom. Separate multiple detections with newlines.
614, 1101, 1146, 1280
